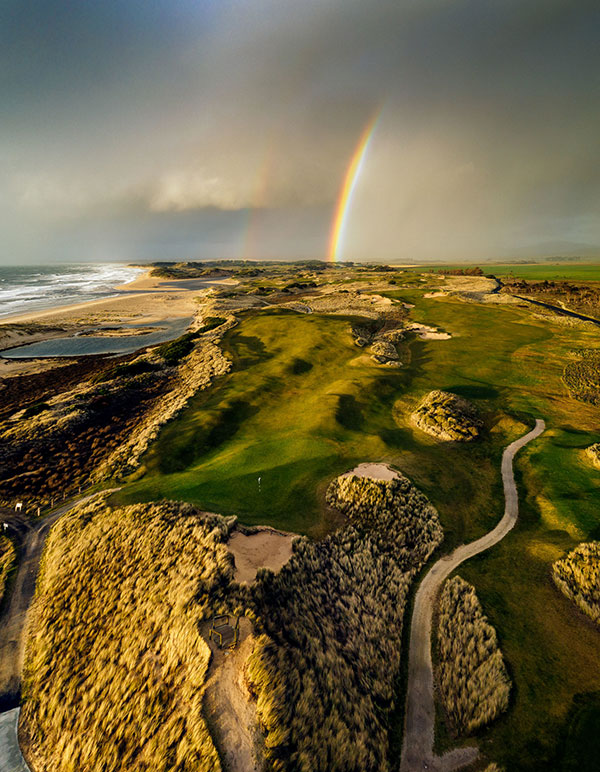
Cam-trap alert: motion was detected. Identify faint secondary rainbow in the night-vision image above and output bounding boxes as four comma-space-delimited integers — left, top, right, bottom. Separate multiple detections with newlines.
328, 110, 381, 262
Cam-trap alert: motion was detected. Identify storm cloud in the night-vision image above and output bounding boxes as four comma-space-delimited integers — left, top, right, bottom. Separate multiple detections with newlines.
1, 0, 598, 262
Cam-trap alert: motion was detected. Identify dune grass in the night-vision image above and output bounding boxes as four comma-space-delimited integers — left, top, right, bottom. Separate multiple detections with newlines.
437, 576, 511, 735
22, 498, 234, 772
247, 472, 443, 772
552, 542, 600, 624
0, 536, 15, 606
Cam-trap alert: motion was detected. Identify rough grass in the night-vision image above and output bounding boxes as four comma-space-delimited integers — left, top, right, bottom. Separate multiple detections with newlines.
410, 389, 482, 441
555, 692, 600, 771
0, 536, 15, 605
22, 497, 235, 772
552, 542, 600, 624
437, 576, 511, 735
563, 349, 600, 404
246, 472, 443, 772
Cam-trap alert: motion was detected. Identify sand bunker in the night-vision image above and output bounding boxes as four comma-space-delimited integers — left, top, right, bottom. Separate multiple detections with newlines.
406, 323, 452, 340
228, 529, 294, 583
341, 462, 400, 481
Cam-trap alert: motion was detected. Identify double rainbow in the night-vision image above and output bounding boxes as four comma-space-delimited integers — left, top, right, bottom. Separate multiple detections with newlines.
327, 110, 381, 263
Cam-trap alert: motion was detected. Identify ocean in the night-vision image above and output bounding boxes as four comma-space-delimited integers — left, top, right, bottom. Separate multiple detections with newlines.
0, 263, 144, 319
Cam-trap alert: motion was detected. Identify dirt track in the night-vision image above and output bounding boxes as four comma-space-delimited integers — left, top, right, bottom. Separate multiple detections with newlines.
203, 618, 263, 772
400, 419, 545, 772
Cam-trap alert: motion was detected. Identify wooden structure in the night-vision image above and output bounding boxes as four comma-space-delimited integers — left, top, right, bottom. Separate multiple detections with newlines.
208, 614, 240, 649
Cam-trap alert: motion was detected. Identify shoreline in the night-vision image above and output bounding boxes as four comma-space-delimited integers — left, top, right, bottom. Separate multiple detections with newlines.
0, 271, 226, 376
0, 270, 160, 326
0, 270, 238, 327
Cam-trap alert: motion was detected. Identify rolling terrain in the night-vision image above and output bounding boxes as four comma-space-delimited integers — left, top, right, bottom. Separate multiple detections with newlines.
3, 262, 600, 770
116, 272, 600, 769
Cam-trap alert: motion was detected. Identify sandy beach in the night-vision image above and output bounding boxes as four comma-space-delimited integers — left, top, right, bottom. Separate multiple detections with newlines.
0, 271, 235, 377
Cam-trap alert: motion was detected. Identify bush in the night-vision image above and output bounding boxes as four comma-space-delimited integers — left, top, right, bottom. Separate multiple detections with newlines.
437, 576, 511, 735
22, 498, 235, 772
22, 401, 50, 419
157, 332, 198, 364
411, 390, 482, 442
246, 473, 443, 772
91, 360, 159, 383
156, 320, 225, 365
552, 542, 600, 624
200, 317, 226, 333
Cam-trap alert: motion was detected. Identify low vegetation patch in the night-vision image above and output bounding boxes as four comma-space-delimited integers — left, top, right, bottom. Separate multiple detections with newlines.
437, 576, 511, 735
411, 390, 482, 441
22, 498, 235, 772
556, 691, 600, 772
0, 370, 170, 506
563, 349, 600, 404
501, 278, 600, 318
552, 542, 600, 625
155, 320, 226, 365
200, 316, 226, 333
157, 331, 199, 364
21, 401, 50, 419
91, 359, 160, 383
246, 472, 443, 772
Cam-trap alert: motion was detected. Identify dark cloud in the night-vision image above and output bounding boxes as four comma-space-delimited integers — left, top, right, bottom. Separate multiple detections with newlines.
0, 0, 598, 262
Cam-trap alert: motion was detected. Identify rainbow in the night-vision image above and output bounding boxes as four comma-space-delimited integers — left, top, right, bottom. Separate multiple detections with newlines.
327, 110, 381, 262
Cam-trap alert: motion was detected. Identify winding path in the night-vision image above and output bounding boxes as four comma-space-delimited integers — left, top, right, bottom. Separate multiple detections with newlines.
400, 419, 545, 772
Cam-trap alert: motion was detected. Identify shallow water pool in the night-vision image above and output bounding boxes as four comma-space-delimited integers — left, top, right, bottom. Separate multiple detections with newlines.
0, 317, 192, 358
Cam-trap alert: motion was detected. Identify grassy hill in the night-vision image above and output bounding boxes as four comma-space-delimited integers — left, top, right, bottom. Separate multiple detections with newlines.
21, 498, 233, 772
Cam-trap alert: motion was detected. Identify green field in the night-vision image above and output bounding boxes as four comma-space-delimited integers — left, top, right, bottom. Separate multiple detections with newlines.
418, 263, 600, 281
116, 290, 600, 769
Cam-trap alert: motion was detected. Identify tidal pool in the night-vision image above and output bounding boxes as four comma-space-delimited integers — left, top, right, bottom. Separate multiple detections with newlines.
0, 317, 192, 358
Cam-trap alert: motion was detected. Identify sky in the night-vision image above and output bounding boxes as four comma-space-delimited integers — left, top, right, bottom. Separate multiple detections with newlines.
1, 0, 599, 264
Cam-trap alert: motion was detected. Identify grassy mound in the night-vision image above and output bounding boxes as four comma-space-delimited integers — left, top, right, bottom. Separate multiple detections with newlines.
411, 390, 482, 441
246, 472, 443, 772
22, 498, 235, 772
437, 576, 511, 735
563, 349, 600, 404
552, 542, 600, 625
